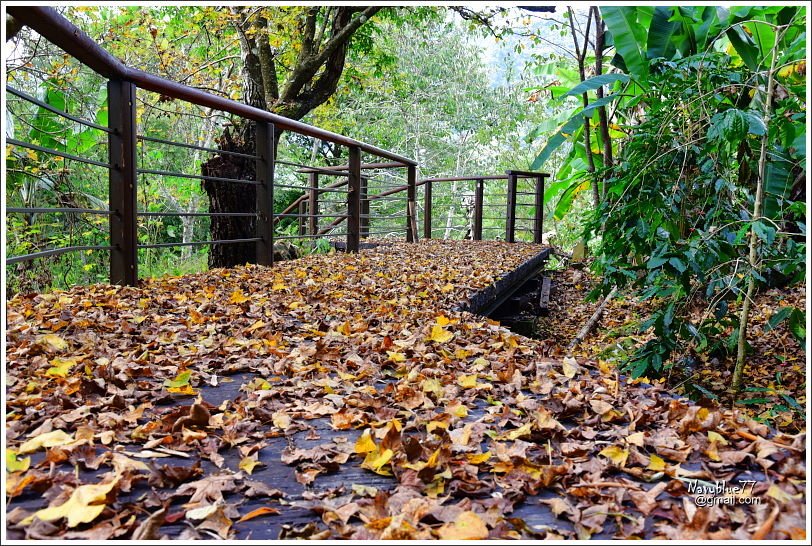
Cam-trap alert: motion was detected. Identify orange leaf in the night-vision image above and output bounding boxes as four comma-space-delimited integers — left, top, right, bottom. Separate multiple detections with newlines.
237, 506, 280, 523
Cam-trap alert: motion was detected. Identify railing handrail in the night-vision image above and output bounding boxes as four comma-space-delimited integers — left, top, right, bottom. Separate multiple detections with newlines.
6, 6, 417, 167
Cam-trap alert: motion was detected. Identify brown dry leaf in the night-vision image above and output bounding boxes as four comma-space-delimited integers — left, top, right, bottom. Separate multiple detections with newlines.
437, 510, 489, 540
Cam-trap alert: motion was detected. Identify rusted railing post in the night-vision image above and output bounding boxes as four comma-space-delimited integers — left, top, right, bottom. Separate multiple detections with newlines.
423, 179, 432, 240
308, 172, 318, 236
505, 171, 518, 243
360, 175, 369, 238
255, 122, 275, 265
533, 174, 546, 244
347, 146, 361, 252
473, 178, 483, 241
107, 79, 138, 285
406, 165, 417, 242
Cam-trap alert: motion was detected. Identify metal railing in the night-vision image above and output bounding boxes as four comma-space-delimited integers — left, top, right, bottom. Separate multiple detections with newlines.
5, 7, 549, 290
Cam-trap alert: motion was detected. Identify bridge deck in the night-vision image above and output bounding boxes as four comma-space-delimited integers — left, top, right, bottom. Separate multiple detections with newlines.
5, 240, 804, 539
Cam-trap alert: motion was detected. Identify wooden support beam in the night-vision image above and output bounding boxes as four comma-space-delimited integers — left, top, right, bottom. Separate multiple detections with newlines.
423, 179, 433, 240
298, 200, 307, 236
539, 276, 552, 312
360, 175, 370, 238
533, 174, 546, 244
255, 122, 275, 266
473, 178, 483, 241
107, 79, 138, 285
346, 146, 361, 252
308, 172, 318, 236
406, 165, 417, 242
505, 172, 518, 243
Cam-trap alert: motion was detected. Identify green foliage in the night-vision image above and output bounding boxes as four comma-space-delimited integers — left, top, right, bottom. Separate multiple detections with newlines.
583, 3, 806, 378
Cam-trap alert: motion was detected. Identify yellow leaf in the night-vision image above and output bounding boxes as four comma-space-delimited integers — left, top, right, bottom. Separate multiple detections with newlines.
466, 452, 491, 464
437, 510, 489, 540
182, 428, 207, 442
427, 420, 449, 434
625, 432, 646, 447
246, 320, 266, 333
505, 422, 533, 440
23, 477, 119, 527
440, 283, 454, 292
6, 449, 30, 473
361, 447, 393, 475
471, 357, 489, 369
186, 503, 219, 520
386, 351, 406, 363
272, 411, 291, 430
167, 384, 197, 396
229, 289, 249, 304
458, 374, 478, 389
422, 378, 443, 395
766, 483, 793, 503
436, 315, 451, 326
355, 430, 377, 454
337, 321, 352, 335
647, 453, 666, 471
562, 357, 579, 379
36, 334, 68, 352
46, 357, 77, 378
429, 325, 454, 343
164, 370, 192, 388
18, 429, 74, 454
239, 456, 263, 475
447, 402, 468, 418
272, 282, 287, 291
707, 431, 728, 446
599, 445, 629, 467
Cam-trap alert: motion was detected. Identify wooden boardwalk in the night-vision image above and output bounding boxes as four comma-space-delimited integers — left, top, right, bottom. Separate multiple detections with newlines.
5, 240, 805, 540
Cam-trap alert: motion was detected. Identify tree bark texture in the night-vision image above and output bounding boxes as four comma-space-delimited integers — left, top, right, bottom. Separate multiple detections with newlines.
203, 7, 381, 268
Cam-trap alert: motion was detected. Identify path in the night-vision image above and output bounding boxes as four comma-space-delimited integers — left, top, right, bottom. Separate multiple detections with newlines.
5, 240, 805, 539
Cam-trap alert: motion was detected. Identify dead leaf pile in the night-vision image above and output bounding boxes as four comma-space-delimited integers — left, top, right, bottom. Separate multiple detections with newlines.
4, 240, 806, 540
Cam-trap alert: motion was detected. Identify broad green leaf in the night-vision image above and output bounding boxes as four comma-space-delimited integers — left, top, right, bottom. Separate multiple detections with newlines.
602, 6, 650, 80
646, 6, 681, 59
530, 93, 623, 170
562, 73, 630, 98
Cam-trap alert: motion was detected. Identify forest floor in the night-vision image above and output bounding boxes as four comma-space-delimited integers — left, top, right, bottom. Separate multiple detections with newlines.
536, 265, 806, 434
4, 240, 806, 540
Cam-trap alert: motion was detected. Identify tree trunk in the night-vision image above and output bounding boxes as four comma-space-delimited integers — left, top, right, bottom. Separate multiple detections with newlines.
732, 25, 781, 391
567, 8, 597, 208
593, 7, 612, 197
201, 123, 270, 268
202, 7, 381, 268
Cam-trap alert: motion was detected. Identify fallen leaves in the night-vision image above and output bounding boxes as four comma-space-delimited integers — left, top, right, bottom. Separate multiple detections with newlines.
23, 477, 119, 528
3, 240, 806, 540
428, 324, 454, 343
18, 429, 74, 454
436, 510, 489, 540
